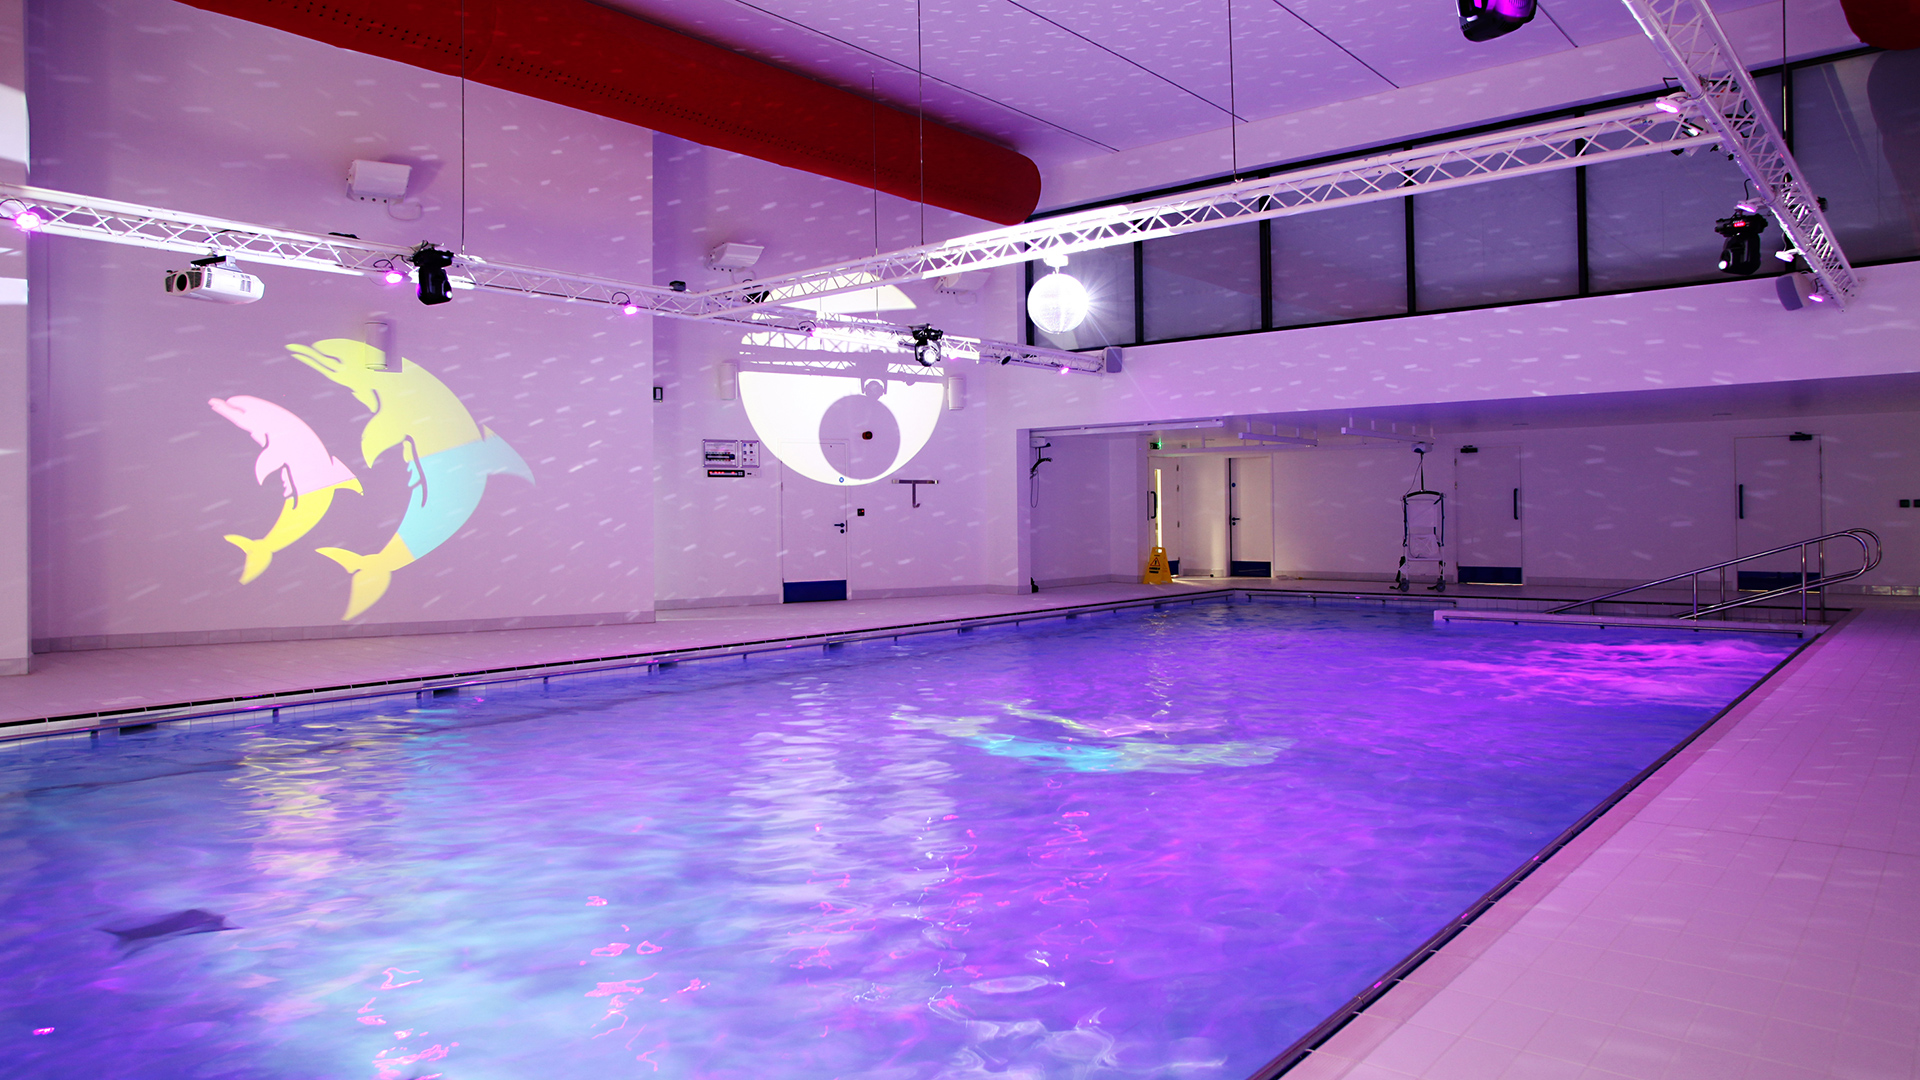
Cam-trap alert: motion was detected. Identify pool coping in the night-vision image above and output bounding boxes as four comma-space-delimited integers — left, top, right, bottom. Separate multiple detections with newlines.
0, 586, 1838, 747
1244, 604, 1857, 1080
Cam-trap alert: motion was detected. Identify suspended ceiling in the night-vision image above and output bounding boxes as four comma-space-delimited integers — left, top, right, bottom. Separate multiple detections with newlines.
598, 0, 1773, 164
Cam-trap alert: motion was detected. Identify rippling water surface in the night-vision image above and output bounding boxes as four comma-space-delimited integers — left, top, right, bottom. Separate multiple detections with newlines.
0, 600, 1796, 1079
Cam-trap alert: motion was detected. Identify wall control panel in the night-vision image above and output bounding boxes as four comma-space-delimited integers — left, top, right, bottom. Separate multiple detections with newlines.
703, 438, 761, 478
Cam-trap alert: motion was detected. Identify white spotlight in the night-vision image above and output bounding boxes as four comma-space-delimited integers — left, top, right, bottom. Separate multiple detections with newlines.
1026, 253, 1089, 335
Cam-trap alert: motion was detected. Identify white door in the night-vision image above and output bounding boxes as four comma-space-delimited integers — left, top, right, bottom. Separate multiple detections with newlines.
1735, 435, 1822, 591
1228, 456, 1273, 576
779, 441, 850, 602
1455, 445, 1523, 585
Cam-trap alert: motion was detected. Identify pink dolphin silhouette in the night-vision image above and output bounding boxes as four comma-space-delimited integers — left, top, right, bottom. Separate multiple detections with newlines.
209, 396, 357, 497
210, 396, 361, 583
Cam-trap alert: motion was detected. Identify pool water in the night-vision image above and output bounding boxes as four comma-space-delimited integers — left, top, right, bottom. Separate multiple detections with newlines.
0, 600, 1797, 1080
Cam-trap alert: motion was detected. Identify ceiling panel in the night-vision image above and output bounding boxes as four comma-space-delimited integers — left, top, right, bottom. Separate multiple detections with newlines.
604, 0, 1119, 160
1018, 0, 1395, 119
1537, 0, 1647, 47
597, 0, 1793, 170
920, 1, 1234, 149
1271, 0, 1575, 86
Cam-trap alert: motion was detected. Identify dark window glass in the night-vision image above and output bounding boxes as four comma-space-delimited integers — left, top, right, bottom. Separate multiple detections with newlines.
1586, 146, 1755, 291
1270, 198, 1408, 327
1142, 223, 1262, 341
1414, 170, 1579, 310
1793, 51, 1920, 264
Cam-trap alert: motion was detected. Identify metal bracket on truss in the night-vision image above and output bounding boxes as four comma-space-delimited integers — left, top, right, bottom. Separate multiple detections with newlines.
0, 182, 1102, 374
1621, 0, 1856, 306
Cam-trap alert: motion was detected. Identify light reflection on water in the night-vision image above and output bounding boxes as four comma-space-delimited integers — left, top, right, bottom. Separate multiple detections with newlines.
0, 601, 1795, 1079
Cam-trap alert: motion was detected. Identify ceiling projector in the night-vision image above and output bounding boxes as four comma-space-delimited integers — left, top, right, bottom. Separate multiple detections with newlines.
164, 256, 264, 305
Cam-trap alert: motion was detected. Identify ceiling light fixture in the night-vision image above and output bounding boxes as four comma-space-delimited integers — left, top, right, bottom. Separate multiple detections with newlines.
1026, 254, 1089, 335
1, 199, 48, 231
1458, 0, 1537, 42
904, 323, 945, 366
409, 243, 457, 306
1714, 211, 1768, 275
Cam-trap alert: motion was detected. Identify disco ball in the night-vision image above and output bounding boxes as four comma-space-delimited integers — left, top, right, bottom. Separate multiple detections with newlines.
1026, 271, 1090, 334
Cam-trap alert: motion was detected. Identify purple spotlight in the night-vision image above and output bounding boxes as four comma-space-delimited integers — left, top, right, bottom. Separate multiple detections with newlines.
383, 269, 406, 285
12, 206, 48, 232
623, 304, 640, 316
1058, 365, 1071, 376
1458, 0, 1536, 41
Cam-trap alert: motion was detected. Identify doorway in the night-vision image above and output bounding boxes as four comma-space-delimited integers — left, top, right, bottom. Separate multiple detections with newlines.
1149, 456, 1186, 576
1734, 435, 1823, 592
1228, 456, 1272, 577
779, 440, 850, 602
1455, 445, 1523, 585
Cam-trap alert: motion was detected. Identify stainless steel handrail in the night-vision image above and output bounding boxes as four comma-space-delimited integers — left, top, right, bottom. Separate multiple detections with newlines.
1544, 528, 1882, 624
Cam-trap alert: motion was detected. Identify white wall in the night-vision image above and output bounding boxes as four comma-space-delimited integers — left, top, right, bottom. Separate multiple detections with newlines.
29, 0, 655, 648
648, 135, 1037, 605
1261, 410, 1920, 592
0, 0, 22, 672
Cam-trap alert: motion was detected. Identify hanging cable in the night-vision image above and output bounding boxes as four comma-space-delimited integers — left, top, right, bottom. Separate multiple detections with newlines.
1226, 0, 1240, 180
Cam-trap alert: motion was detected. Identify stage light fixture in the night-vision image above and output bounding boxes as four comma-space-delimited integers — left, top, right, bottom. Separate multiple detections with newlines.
1458, 0, 1537, 41
2, 199, 49, 232
1714, 211, 1768, 276
1026, 254, 1089, 335
905, 323, 945, 366
409, 243, 456, 305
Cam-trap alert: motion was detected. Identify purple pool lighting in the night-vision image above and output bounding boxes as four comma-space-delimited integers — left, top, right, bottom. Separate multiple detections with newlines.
0, 599, 1796, 1079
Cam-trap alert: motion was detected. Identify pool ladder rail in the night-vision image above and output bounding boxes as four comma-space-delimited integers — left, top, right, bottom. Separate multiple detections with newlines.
1545, 528, 1882, 626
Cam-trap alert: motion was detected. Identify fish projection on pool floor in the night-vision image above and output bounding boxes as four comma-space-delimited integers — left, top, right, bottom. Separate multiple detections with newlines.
210, 395, 364, 584
286, 339, 535, 620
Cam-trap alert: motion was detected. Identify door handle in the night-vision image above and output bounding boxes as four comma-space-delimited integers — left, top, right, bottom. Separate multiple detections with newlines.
1512, 488, 1520, 521
834, 522, 847, 533
1737, 484, 1744, 520
1149, 491, 1158, 519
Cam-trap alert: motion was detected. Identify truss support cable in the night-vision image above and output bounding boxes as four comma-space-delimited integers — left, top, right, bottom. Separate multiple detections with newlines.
1621, 0, 1856, 306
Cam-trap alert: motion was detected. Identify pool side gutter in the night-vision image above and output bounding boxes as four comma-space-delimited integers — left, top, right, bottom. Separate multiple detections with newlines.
1244, 606, 1855, 1080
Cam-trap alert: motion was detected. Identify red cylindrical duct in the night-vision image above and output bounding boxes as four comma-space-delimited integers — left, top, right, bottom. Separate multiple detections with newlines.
1838, 0, 1920, 49
175, 0, 1043, 225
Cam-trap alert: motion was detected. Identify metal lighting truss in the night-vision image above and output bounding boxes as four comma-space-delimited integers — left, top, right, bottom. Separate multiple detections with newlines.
1622, 0, 1856, 306
0, 182, 1102, 373
670, 98, 1721, 314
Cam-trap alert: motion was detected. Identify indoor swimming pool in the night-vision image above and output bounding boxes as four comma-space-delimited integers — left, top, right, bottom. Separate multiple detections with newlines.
0, 599, 1799, 1080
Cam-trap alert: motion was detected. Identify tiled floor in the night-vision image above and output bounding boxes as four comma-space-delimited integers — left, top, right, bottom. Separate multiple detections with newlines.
1289, 608, 1920, 1080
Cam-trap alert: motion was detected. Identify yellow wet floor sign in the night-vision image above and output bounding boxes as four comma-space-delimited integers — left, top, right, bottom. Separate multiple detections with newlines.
1143, 546, 1172, 584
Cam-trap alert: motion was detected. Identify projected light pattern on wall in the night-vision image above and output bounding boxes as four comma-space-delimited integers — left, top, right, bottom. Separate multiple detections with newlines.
739, 369, 944, 486
209, 395, 363, 584
214, 340, 534, 621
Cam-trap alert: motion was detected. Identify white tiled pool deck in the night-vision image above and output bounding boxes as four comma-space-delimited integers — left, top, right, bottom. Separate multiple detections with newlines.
1290, 607, 1920, 1080
3, 587, 1916, 1079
